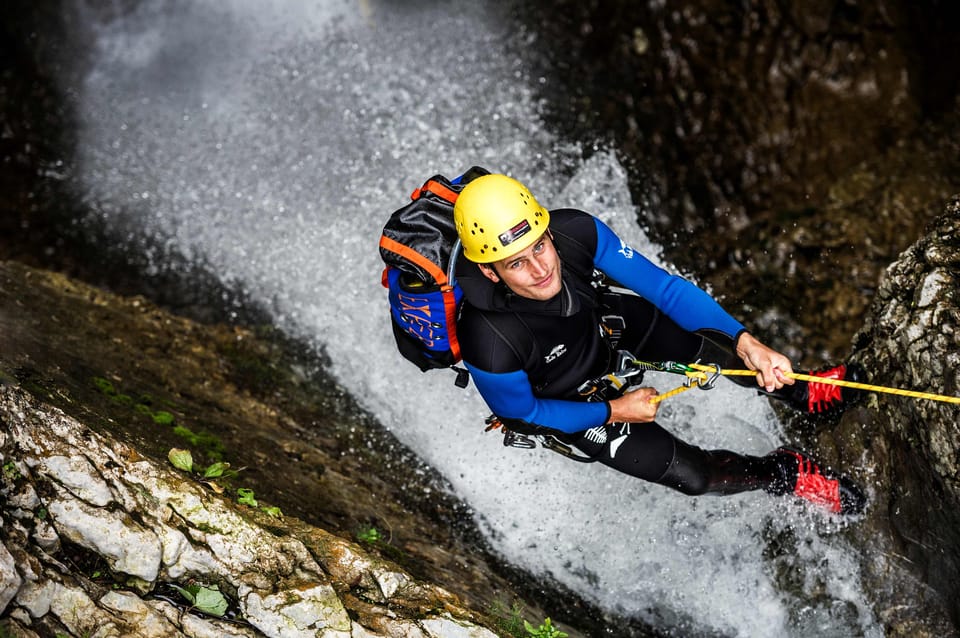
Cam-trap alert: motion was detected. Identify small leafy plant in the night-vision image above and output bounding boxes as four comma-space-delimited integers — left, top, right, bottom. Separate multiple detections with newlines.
2, 461, 20, 481
356, 525, 383, 544
167, 449, 282, 518
168, 448, 195, 473
236, 487, 258, 507
167, 448, 234, 481
151, 410, 175, 425
524, 617, 567, 638
170, 582, 229, 617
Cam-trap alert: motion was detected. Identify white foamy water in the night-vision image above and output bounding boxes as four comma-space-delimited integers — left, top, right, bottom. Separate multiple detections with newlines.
64, 1, 880, 635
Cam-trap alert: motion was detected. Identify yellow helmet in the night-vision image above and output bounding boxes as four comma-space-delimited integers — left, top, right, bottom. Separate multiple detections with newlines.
453, 174, 550, 263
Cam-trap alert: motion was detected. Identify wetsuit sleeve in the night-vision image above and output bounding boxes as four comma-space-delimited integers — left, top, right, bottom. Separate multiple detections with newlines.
592, 218, 745, 340
464, 363, 610, 434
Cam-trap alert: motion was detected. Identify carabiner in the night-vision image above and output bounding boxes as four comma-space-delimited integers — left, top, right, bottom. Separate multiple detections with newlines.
696, 364, 722, 391
502, 430, 537, 449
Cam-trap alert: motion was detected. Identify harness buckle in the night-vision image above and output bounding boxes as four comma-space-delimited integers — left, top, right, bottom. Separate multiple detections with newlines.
600, 314, 626, 347
484, 415, 537, 448
577, 350, 644, 402
502, 429, 537, 449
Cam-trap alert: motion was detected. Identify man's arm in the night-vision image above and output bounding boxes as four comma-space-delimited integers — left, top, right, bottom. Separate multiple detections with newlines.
591, 217, 745, 339
465, 364, 613, 433
467, 364, 663, 431
592, 217, 794, 391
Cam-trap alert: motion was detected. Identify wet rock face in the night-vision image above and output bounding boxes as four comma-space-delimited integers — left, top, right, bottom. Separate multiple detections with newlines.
841, 198, 960, 625
0, 258, 521, 635
0, 385, 497, 638
0, 261, 605, 637
523, 0, 958, 226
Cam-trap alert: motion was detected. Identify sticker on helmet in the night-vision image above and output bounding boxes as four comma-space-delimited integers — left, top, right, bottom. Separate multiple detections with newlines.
498, 219, 531, 247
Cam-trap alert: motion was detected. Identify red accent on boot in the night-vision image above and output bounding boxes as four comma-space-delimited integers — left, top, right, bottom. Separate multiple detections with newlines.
783, 449, 842, 513
807, 365, 846, 413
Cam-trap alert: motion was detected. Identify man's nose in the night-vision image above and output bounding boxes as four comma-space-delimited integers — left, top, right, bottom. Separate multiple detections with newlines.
529, 256, 548, 277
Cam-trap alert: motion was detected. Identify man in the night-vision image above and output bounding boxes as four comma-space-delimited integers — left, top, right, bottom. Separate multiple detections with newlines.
453, 173, 866, 515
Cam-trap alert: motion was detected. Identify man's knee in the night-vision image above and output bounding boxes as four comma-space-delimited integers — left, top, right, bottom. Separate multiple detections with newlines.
656, 439, 712, 495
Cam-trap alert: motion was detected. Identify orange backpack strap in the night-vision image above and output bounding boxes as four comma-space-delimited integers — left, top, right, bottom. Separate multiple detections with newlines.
440, 284, 461, 361
411, 179, 461, 204
379, 235, 448, 285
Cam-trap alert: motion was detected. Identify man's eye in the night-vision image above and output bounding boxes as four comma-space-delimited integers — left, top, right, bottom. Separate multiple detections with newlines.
533, 241, 545, 254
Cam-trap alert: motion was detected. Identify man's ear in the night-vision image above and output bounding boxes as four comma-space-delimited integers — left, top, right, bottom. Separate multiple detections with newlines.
478, 264, 500, 283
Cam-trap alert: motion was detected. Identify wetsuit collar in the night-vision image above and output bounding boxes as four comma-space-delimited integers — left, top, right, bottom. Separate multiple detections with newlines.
457, 257, 581, 317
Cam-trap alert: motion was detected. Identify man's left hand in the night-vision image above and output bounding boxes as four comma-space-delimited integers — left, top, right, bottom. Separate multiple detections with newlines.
735, 332, 795, 392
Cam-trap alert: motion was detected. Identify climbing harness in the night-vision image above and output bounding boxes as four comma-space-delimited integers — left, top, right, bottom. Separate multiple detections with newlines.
484, 349, 650, 462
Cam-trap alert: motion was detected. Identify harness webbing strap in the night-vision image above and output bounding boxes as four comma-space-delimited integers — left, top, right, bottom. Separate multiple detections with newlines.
378, 235, 448, 285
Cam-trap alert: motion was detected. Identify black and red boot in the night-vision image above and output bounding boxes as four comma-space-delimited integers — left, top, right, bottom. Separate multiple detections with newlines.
787, 363, 867, 415
765, 447, 866, 515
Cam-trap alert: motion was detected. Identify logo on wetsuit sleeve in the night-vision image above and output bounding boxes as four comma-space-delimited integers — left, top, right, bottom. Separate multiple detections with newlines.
618, 239, 634, 259
544, 343, 567, 363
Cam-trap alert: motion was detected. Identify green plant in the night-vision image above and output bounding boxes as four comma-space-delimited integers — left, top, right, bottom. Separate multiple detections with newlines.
356, 525, 383, 544
488, 598, 527, 637
1, 461, 19, 480
168, 448, 237, 481
168, 448, 195, 472
151, 410, 175, 425
524, 617, 567, 638
92, 377, 180, 427
172, 424, 225, 460
166, 449, 278, 517
92, 376, 116, 395
170, 583, 229, 617
201, 461, 230, 479
236, 487, 258, 507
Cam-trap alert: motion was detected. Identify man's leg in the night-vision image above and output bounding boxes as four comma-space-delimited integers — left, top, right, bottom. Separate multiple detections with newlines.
569, 420, 778, 495
597, 294, 866, 512
568, 422, 866, 513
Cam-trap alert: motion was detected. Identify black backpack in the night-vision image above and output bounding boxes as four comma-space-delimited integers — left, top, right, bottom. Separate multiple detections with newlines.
379, 167, 489, 387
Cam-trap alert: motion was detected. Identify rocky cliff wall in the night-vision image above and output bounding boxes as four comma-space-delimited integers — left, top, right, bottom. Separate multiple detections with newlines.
826, 198, 960, 634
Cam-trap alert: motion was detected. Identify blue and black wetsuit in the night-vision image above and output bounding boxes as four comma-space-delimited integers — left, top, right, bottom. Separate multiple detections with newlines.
456, 208, 798, 495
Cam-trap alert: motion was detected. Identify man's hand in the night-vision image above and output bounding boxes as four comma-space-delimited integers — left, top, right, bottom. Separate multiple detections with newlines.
607, 387, 659, 423
736, 332, 796, 392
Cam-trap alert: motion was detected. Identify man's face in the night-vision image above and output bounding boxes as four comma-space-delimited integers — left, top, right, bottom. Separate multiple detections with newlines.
479, 232, 562, 301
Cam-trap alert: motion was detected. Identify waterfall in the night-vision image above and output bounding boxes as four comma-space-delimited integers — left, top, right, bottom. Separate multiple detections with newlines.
64, 1, 881, 635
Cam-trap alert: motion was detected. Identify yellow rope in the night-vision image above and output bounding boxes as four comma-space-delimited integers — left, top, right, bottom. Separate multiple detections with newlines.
673, 363, 960, 405
648, 382, 700, 404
